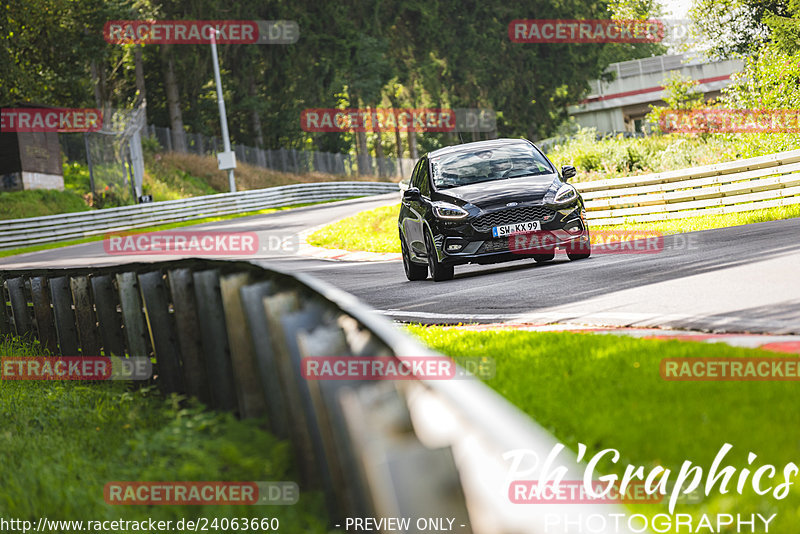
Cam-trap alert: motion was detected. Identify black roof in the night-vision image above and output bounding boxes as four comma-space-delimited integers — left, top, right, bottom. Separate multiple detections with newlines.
427, 138, 533, 159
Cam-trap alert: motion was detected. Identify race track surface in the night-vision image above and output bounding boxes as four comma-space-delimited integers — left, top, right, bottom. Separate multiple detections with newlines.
3, 194, 798, 334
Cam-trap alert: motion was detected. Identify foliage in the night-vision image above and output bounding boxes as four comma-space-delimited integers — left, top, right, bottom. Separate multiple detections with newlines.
645, 71, 708, 134
721, 45, 800, 110
0, 337, 333, 530
0, 189, 90, 220
547, 129, 743, 178
689, 0, 781, 59
1, 0, 664, 153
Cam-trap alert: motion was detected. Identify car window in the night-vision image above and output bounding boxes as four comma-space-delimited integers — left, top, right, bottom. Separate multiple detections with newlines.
430, 143, 554, 189
410, 159, 424, 189
418, 158, 431, 197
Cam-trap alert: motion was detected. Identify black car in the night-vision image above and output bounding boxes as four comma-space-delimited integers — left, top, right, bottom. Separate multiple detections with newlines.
399, 138, 590, 281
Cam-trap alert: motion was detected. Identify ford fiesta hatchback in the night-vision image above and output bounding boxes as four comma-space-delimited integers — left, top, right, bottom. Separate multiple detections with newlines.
399, 138, 590, 281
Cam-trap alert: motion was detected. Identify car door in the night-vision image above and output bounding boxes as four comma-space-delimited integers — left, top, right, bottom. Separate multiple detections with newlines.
416, 157, 434, 249
402, 158, 427, 257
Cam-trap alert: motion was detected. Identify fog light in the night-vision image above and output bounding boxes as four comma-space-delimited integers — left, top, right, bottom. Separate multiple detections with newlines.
447, 243, 464, 252
565, 220, 583, 234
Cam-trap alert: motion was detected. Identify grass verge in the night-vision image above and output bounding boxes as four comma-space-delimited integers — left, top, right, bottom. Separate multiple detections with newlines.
0, 337, 333, 529
306, 204, 401, 253
0, 189, 91, 220
407, 326, 800, 531
306, 202, 800, 254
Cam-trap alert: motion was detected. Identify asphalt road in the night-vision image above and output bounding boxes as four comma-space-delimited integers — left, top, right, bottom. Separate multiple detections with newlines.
3, 194, 798, 334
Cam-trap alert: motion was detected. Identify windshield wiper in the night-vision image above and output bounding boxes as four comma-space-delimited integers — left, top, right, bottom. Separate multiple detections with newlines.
500, 169, 551, 179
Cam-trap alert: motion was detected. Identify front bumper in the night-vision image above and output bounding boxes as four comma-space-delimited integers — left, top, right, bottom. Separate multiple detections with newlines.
430, 204, 588, 266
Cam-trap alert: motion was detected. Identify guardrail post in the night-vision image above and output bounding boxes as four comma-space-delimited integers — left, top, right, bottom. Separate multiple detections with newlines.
219, 273, 268, 419
239, 281, 288, 437
70, 276, 102, 356
167, 268, 212, 405
49, 277, 80, 355
116, 272, 150, 357
193, 269, 237, 412
138, 271, 185, 394
29, 277, 58, 354
297, 323, 372, 520
262, 291, 318, 485
91, 275, 126, 356
0, 279, 11, 337
6, 277, 33, 337
339, 382, 472, 528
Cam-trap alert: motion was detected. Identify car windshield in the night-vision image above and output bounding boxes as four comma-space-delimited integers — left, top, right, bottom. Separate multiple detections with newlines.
430, 143, 554, 189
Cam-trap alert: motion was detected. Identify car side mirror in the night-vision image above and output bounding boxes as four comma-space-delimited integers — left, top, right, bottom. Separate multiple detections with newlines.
561, 165, 577, 181
403, 187, 421, 201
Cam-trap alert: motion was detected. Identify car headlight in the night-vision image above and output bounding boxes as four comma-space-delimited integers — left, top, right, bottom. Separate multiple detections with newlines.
432, 202, 469, 220
552, 183, 578, 206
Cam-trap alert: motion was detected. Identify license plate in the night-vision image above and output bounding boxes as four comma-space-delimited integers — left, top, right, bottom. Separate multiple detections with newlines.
492, 220, 542, 237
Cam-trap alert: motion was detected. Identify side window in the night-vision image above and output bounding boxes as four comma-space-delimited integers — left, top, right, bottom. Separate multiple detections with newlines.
410, 160, 424, 189
418, 158, 431, 197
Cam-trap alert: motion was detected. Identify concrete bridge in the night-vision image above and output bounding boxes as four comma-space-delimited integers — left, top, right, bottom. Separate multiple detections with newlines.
569, 53, 744, 133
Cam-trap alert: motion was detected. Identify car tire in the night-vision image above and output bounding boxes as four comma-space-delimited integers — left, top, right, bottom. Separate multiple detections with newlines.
402, 237, 428, 281
533, 252, 555, 263
425, 233, 454, 282
566, 237, 591, 261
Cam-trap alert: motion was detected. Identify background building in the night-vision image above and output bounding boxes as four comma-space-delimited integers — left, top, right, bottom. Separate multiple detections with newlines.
569, 53, 744, 133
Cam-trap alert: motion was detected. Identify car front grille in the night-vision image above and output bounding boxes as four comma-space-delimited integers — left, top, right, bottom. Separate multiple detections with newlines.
472, 205, 556, 233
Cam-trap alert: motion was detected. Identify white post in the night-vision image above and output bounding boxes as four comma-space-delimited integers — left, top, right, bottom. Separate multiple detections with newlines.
210, 30, 237, 192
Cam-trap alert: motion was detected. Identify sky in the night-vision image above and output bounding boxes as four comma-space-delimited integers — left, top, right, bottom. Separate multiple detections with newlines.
661, 0, 693, 19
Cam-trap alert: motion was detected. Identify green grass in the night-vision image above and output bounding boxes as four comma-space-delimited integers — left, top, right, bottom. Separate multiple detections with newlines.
306, 202, 800, 253
0, 189, 91, 220
306, 204, 401, 252
408, 326, 800, 530
0, 338, 333, 529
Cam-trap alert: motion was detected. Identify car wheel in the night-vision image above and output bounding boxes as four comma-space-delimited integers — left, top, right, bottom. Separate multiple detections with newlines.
566, 237, 591, 261
533, 252, 555, 263
425, 232, 454, 282
402, 237, 428, 281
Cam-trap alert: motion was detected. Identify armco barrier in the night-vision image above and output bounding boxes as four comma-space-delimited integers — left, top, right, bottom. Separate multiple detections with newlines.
0, 181, 399, 250
577, 148, 800, 226
8, 149, 794, 252
0, 260, 637, 534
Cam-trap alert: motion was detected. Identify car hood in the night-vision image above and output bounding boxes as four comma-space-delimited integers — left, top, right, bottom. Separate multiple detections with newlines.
432, 174, 558, 209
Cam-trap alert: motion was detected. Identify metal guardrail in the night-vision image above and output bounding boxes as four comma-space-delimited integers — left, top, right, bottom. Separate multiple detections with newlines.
9, 148, 794, 250
0, 182, 399, 250
577, 149, 800, 226
0, 259, 636, 533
